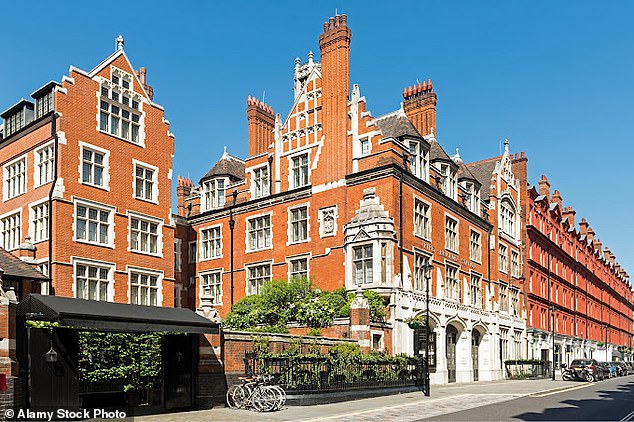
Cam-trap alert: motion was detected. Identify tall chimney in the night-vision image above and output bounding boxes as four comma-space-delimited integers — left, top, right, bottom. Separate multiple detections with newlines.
552, 190, 563, 209
579, 218, 588, 236
176, 176, 194, 217
586, 227, 595, 242
315, 14, 352, 185
136, 67, 154, 100
403, 79, 437, 137
562, 206, 576, 227
538, 175, 551, 199
247, 96, 275, 156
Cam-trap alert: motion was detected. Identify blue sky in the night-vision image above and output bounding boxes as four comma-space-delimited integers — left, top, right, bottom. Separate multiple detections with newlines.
1, 1, 633, 276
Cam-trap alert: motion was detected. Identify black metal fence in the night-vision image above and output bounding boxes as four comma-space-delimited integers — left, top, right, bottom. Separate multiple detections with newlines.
245, 352, 424, 393
504, 360, 550, 379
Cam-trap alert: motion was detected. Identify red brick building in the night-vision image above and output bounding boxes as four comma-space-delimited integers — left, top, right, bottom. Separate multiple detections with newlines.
176, 15, 528, 384
523, 176, 633, 365
0, 36, 176, 307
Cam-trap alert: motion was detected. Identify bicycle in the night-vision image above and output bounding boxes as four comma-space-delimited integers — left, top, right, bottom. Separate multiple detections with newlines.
226, 374, 286, 412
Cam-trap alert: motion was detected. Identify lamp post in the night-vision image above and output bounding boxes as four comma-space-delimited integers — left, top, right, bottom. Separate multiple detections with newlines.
423, 261, 433, 397
604, 324, 609, 361
229, 189, 238, 309
551, 304, 556, 380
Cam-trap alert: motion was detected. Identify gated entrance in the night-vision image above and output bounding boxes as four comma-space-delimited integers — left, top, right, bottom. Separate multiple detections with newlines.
472, 330, 481, 382
446, 325, 458, 383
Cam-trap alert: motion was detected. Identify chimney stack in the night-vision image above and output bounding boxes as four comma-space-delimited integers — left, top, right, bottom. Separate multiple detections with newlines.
538, 175, 551, 199
135, 67, 154, 100
586, 227, 595, 242
562, 206, 576, 227
315, 13, 352, 185
593, 238, 602, 256
552, 190, 563, 209
579, 218, 588, 236
247, 96, 275, 156
176, 176, 194, 217
402, 79, 437, 138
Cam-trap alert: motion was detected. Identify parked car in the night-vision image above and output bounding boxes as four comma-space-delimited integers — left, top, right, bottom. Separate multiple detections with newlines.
623, 362, 634, 375
600, 361, 618, 378
570, 359, 604, 381
611, 361, 627, 376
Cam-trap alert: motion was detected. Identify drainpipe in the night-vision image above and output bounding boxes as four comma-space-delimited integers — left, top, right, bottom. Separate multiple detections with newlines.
399, 150, 408, 287
46, 111, 59, 294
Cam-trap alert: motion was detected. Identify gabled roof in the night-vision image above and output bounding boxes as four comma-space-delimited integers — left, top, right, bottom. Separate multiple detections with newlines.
0, 248, 48, 280
466, 156, 500, 200
200, 149, 245, 183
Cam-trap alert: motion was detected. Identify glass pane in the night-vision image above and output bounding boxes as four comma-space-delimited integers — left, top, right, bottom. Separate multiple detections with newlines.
82, 163, 91, 183
94, 167, 103, 185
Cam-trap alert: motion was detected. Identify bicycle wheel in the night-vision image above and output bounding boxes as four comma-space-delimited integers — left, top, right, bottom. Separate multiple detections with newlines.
252, 386, 278, 412
270, 385, 286, 410
226, 384, 246, 409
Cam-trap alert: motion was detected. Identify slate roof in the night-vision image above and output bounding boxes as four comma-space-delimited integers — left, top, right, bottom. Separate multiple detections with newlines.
200, 152, 245, 183
456, 160, 478, 183
0, 248, 47, 280
466, 156, 500, 200
374, 112, 422, 139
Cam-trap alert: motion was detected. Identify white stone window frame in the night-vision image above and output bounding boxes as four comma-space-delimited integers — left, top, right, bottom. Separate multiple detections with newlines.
71, 256, 116, 302
72, 197, 116, 249
3, 153, 27, 201
199, 268, 224, 305
351, 242, 374, 286
469, 270, 483, 309
245, 261, 272, 296
95, 66, 146, 147
201, 177, 228, 212
360, 136, 371, 156
371, 330, 384, 352
499, 197, 518, 239
444, 213, 459, 253
33, 140, 55, 188
286, 253, 311, 281
127, 265, 164, 307
78, 141, 111, 191
469, 228, 482, 264
413, 195, 431, 241
174, 284, 182, 308
511, 249, 520, 278
498, 241, 509, 274
413, 248, 433, 292
406, 138, 429, 182
287, 202, 311, 245
0, 207, 22, 251
174, 238, 182, 273
127, 211, 164, 257
28, 197, 49, 244
251, 163, 270, 199
287, 150, 311, 189
245, 211, 273, 253
199, 223, 223, 261
318, 205, 338, 238
188, 240, 197, 263
444, 263, 460, 302
132, 159, 159, 205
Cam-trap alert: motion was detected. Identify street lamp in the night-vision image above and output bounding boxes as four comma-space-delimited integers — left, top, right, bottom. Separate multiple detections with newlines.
229, 189, 238, 309
551, 304, 556, 380
423, 261, 433, 397
604, 324, 609, 361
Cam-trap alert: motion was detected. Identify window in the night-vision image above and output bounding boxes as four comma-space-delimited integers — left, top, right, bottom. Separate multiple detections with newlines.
414, 253, 431, 291
465, 182, 480, 214
4, 111, 24, 137
81, 147, 106, 187
201, 226, 222, 259
289, 257, 308, 279
499, 243, 509, 273
415, 328, 436, 368
353, 245, 373, 285
130, 216, 160, 255
289, 206, 309, 243
76, 203, 111, 246
0, 212, 20, 250
174, 284, 182, 308
511, 250, 520, 277
188, 241, 197, 263
470, 230, 481, 262
248, 264, 271, 295
134, 163, 156, 201
511, 288, 519, 316
408, 140, 428, 180
202, 179, 226, 210
35, 144, 54, 186
440, 163, 456, 199
201, 271, 223, 304
36, 92, 53, 118
501, 201, 516, 237
360, 138, 370, 156
4, 157, 26, 199
130, 271, 160, 306
372, 332, 384, 351
247, 215, 271, 251
76, 263, 110, 301
31, 203, 49, 243
291, 153, 309, 188
499, 283, 509, 312
500, 328, 509, 361
445, 216, 458, 251
174, 239, 182, 272
414, 200, 430, 239
470, 273, 482, 308
253, 166, 269, 198
445, 265, 459, 301
99, 71, 142, 144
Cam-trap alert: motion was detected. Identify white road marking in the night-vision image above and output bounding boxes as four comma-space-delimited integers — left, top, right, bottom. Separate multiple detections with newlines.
620, 409, 634, 422
529, 383, 593, 398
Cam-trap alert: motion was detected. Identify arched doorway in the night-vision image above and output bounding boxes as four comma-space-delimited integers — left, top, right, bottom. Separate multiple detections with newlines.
446, 325, 458, 383
472, 329, 482, 381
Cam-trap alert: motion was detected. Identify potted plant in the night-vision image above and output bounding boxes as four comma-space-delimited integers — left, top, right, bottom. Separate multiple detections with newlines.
405, 315, 426, 330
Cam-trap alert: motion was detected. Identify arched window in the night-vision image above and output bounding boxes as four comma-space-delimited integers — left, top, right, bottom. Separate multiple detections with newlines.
500, 200, 516, 237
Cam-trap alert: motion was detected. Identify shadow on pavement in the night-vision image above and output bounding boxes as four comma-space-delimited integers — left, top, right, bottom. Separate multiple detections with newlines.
514, 381, 634, 421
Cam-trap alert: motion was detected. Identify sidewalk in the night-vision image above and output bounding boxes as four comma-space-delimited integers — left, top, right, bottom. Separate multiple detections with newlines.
135, 377, 581, 422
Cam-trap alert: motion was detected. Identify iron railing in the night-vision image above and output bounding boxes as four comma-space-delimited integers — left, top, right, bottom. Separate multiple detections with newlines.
504, 360, 549, 379
245, 352, 424, 393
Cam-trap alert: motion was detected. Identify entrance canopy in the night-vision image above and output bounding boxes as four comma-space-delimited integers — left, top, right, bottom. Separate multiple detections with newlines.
17, 294, 219, 334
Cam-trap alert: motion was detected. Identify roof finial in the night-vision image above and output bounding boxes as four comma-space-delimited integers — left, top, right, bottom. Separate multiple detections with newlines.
116, 35, 124, 50
504, 138, 510, 154
308, 51, 314, 65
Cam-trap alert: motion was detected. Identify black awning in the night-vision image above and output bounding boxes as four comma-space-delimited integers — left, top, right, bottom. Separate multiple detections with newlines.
17, 294, 219, 334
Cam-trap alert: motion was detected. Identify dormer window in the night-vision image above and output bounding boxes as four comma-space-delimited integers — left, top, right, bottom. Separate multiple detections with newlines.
203, 178, 226, 210
408, 140, 429, 181
35, 92, 53, 118
464, 182, 480, 214
440, 163, 457, 199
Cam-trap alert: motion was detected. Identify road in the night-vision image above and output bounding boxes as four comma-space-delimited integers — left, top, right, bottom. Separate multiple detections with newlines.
426, 376, 634, 421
